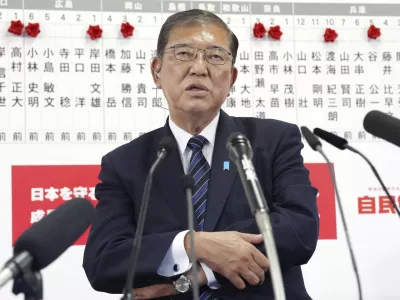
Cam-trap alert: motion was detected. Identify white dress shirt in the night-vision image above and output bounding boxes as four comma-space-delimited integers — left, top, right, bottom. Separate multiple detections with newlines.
156, 112, 221, 289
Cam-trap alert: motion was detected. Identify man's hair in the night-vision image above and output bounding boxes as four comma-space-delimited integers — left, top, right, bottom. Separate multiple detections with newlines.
156, 9, 239, 65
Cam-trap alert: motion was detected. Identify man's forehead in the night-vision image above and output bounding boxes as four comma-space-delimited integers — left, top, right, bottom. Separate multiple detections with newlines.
166, 25, 230, 48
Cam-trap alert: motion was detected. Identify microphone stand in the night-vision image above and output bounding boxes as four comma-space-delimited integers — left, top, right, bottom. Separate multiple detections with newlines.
316, 146, 363, 300
0, 251, 43, 300
254, 210, 285, 300
237, 154, 286, 300
121, 148, 169, 300
182, 175, 199, 300
12, 269, 43, 300
344, 144, 400, 218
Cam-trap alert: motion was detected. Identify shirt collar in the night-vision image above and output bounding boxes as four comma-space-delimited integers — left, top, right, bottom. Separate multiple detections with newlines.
169, 112, 220, 155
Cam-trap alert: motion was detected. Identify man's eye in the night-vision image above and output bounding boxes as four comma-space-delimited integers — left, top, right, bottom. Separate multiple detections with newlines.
210, 55, 223, 60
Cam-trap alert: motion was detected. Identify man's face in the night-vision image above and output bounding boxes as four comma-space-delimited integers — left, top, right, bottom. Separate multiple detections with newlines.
151, 24, 238, 117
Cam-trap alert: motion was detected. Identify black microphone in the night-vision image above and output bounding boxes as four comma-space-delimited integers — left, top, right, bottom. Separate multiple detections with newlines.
226, 133, 266, 214
300, 126, 322, 151
300, 126, 363, 300
122, 136, 175, 300
313, 128, 347, 150
226, 133, 285, 300
181, 175, 198, 300
363, 110, 400, 148
313, 127, 400, 218
0, 198, 94, 298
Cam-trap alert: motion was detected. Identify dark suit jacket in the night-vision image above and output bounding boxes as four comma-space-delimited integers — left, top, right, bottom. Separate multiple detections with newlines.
83, 110, 319, 300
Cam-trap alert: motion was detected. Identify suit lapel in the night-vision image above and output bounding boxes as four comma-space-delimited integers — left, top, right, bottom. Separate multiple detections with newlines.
151, 122, 191, 229
203, 110, 239, 232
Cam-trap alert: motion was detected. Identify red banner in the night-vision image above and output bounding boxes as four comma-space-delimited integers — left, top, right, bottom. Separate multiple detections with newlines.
306, 163, 336, 240
12, 165, 101, 246
11, 163, 336, 246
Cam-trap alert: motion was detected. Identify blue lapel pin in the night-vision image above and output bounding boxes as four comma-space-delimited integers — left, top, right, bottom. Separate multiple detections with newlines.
223, 161, 230, 171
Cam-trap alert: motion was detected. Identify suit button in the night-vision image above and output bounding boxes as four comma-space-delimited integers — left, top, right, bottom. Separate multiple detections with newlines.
173, 264, 179, 272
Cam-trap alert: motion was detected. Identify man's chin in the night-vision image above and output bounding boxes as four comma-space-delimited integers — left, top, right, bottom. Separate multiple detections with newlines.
175, 98, 220, 116
184, 105, 212, 115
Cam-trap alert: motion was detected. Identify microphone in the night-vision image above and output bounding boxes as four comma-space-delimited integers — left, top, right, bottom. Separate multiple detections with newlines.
181, 175, 198, 300
226, 132, 286, 300
0, 198, 94, 299
121, 136, 175, 300
313, 127, 400, 218
313, 128, 347, 150
363, 110, 400, 148
300, 126, 363, 300
300, 126, 322, 151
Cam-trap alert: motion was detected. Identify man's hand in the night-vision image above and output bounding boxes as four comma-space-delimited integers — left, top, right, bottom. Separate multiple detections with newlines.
186, 231, 269, 289
133, 264, 208, 299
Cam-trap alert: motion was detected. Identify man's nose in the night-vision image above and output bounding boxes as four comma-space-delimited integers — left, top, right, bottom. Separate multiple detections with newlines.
189, 50, 208, 76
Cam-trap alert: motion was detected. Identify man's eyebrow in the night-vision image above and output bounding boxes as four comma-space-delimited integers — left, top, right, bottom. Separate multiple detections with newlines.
172, 43, 192, 48
171, 43, 227, 50
208, 45, 226, 50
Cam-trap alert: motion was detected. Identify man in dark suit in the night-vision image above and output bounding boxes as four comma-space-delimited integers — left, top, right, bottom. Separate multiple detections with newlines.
83, 9, 319, 300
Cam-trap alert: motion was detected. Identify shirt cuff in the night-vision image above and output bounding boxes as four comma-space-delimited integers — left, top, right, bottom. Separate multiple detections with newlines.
157, 230, 192, 276
200, 262, 221, 289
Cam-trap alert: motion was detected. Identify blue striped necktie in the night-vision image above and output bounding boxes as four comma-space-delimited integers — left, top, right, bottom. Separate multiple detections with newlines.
187, 136, 217, 300
187, 135, 210, 231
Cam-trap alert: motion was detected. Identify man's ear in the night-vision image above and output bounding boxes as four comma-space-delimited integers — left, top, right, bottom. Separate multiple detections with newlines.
151, 57, 162, 88
227, 66, 238, 97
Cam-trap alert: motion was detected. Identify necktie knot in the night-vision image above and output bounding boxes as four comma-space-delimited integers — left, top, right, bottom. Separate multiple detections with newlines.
188, 135, 207, 151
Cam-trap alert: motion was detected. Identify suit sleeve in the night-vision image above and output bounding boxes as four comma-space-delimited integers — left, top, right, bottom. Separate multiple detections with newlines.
213, 123, 319, 285
83, 154, 182, 293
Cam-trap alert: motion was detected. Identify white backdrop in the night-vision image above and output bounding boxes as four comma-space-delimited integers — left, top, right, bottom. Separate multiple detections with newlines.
1, 0, 400, 299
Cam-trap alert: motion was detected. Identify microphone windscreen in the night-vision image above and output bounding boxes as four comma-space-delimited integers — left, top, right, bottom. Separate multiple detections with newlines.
158, 136, 176, 157
226, 132, 249, 148
300, 126, 321, 151
181, 175, 194, 190
313, 128, 348, 150
13, 198, 94, 271
226, 132, 253, 160
363, 110, 400, 148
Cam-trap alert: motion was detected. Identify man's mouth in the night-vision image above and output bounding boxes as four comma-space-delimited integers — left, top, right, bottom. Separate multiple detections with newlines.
185, 83, 209, 92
